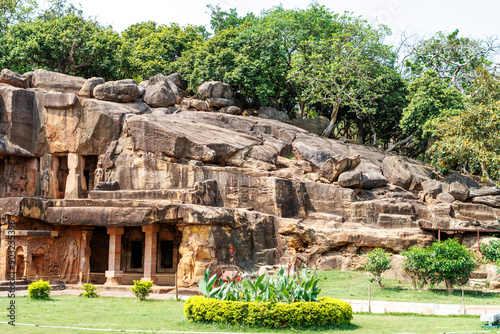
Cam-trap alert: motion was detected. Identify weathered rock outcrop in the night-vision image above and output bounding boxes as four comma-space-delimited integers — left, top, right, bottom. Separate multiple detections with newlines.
0, 68, 499, 287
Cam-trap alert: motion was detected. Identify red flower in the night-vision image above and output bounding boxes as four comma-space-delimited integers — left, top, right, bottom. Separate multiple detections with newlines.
230, 246, 234, 254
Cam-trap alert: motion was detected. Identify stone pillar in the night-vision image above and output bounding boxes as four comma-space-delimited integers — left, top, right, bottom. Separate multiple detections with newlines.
105, 227, 124, 285
142, 225, 160, 283
65, 153, 85, 199
78, 228, 93, 283
25, 158, 38, 197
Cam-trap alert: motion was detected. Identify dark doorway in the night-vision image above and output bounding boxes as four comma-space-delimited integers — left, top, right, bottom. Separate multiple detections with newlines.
160, 240, 174, 269
83, 155, 99, 192
57, 156, 68, 199
90, 227, 109, 272
130, 241, 143, 269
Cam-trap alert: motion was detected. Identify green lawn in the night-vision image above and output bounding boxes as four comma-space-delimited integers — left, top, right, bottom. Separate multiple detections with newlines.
0, 295, 489, 334
1, 270, 498, 333
319, 269, 500, 305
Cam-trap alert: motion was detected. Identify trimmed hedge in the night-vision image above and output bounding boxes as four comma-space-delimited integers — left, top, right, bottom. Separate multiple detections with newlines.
184, 296, 352, 329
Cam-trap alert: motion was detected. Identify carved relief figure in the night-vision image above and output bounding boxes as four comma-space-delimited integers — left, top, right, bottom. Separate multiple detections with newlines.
41, 169, 50, 198
60, 239, 78, 281
94, 168, 104, 188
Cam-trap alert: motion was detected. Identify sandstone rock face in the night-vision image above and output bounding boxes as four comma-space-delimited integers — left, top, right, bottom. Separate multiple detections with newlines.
94, 80, 142, 102
448, 181, 469, 201
257, 107, 290, 122
381, 156, 412, 189
1, 68, 500, 287
32, 69, 86, 94
199, 81, 233, 99
42, 93, 78, 109
291, 116, 330, 135
0, 69, 28, 88
79, 77, 105, 98
318, 154, 360, 183
0, 84, 38, 153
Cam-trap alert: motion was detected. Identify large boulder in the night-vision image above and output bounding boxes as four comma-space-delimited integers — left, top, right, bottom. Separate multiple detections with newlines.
31, 69, 86, 94
166, 73, 188, 90
257, 107, 290, 122
422, 179, 442, 199
79, 77, 105, 98
318, 154, 360, 183
381, 156, 413, 190
42, 93, 78, 110
94, 80, 142, 103
473, 196, 500, 208
469, 187, 500, 198
198, 81, 233, 99
448, 181, 469, 202
180, 98, 208, 111
0, 84, 38, 153
0, 69, 28, 89
143, 74, 177, 107
291, 116, 330, 135
338, 170, 387, 189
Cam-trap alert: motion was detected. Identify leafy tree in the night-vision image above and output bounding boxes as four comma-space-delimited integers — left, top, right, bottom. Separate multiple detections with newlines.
1, 12, 121, 79
288, 15, 394, 137
426, 99, 500, 181
480, 239, 500, 263
401, 245, 433, 290
428, 239, 476, 292
365, 248, 392, 288
404, 29, 498, 92
120, 21, 205, 82
398, 70, 465, 157
0, 0, 37, 34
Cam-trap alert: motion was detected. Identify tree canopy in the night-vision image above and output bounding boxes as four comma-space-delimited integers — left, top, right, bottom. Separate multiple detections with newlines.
1, 1, 500, 182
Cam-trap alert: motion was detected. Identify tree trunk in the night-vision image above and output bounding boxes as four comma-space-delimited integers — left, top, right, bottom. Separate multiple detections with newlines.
298, 100, 306, 119
375, 274, 382, 288
444, 278, 454, 293
411, 277, 417, 290
322, 103, 340, 138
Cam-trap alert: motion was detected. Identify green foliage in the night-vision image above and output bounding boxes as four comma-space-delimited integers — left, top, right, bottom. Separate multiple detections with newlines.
480, 239, 500, 263
131, 280, 153, 301
404, 29, 494, 92
400, 70, 465, 144
81, 283, 99, 298
401, 245, 433, 289
365, 248, 392, 288
0, 0, 37, 34
428, 239, 476, 291
427, 99, 500, 182
184, 295, 352, 328
1, 12, 121, 79
119, 21, 205, 82
28, 279, 51, 300
199, 267, 321, 303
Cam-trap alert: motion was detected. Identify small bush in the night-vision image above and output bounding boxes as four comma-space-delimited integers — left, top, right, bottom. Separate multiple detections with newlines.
131, 280, 153, 301
28, 280, 52, 300
365, 248, 392, 288
481, 238, 500, 262
184, 295, 352, 328
81, 283, 99, 298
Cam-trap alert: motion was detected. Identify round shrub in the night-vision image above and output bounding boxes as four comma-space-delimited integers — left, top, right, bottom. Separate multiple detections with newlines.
184, 296, 352, 329
28, 279, 52, 300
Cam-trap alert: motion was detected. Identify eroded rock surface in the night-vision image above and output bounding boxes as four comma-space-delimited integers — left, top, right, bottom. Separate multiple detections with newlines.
0, 68, 499, 287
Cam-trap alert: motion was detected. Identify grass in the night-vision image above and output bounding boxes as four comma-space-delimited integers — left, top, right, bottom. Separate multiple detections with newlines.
1, 270, 499, 333
318, 270, 500, 305
0, 295, 489, 334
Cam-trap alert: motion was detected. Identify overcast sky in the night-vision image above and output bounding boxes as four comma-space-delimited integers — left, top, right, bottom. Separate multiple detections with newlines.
37, 0, 499, 40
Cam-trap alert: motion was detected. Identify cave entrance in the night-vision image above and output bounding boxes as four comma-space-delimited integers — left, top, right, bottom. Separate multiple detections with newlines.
130, 241, 143, 269
90, 226, 109, 273
83, 155, 98, 192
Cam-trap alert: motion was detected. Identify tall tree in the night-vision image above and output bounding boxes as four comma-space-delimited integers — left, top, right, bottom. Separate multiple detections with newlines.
404, 29, 499, 92
0, 0, 37, 34
288, 15, 394, 138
